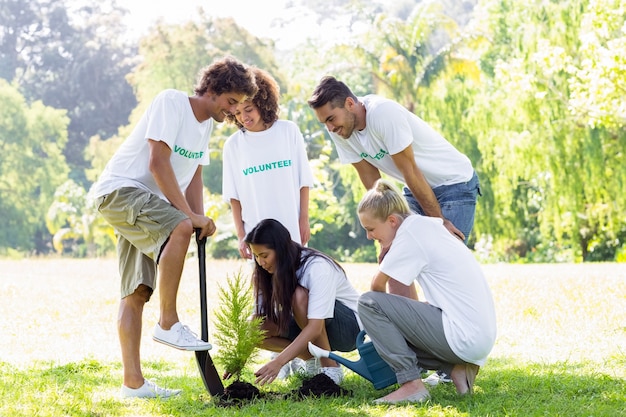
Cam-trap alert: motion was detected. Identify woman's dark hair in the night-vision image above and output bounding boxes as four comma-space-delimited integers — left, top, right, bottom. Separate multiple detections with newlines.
193, 55, 258, 98
245, 218, 345, 333
307, 75, 358, 110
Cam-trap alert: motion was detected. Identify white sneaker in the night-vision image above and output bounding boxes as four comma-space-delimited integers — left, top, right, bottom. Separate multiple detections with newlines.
272, 352, 292, 380
304, 357, 320, 376
320, 366, 344, 384
152, 322, 212, 351
290, 357, 305, 374
120, 379, 181, 399
422, 370, 452, 386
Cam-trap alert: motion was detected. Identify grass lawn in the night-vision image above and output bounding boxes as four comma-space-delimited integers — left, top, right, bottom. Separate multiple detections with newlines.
1, 258, 625, 416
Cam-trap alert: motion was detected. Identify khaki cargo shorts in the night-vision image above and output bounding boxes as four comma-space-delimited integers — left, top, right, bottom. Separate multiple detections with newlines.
96, 187, 189, 298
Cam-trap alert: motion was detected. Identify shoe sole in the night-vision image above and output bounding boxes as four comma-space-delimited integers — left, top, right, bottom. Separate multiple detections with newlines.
152, 336, 212, 351
120, 386, 182, 399
121, 391, 181, 399
373, 390, 431, 405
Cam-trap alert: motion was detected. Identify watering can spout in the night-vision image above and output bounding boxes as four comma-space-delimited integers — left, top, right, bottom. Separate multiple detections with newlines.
307, 330, 397, 390
307, 341, 331, 359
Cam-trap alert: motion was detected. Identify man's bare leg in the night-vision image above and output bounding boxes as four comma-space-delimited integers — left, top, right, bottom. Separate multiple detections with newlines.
157, 219, 193, 329
119, 285, 151, 388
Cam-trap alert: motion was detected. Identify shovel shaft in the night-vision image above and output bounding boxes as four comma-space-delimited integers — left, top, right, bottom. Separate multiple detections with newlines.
194, 229, 224, 396
196, 231, 208, 342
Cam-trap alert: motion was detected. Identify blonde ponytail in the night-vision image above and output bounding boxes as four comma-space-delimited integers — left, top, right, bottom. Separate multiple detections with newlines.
358, 179, 411, 221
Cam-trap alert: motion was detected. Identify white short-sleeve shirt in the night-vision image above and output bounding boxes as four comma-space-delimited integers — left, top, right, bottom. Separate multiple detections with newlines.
93, 89, 212, 201
380, 215, 497, 365
296, 253, 362, 329
222, 120, 314, 243
328, 95, 473, 188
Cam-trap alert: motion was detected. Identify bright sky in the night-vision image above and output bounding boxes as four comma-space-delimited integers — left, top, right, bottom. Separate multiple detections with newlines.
121, 0, 341, 49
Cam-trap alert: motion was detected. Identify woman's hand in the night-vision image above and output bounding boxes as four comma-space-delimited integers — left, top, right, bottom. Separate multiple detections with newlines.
254, 358, 284, 385
238, 238, 252, 259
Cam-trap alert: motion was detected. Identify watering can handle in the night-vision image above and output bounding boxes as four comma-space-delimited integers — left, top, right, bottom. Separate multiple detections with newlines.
356, 329, 368, 348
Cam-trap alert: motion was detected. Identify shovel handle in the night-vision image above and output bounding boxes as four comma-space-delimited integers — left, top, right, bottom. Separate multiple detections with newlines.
195, 229, 208, 342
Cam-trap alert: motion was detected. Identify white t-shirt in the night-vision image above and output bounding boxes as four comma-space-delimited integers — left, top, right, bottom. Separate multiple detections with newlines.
92, 89, 212, 201
296, 253, 362, 328
380, 215, 496, 365
328, 95, 473, 188
222, 120, 314, 243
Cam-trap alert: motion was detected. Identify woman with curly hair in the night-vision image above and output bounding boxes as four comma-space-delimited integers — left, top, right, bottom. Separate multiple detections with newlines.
222, 67, 314, 259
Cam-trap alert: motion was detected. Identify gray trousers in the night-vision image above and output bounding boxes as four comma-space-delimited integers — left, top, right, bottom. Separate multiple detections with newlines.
358, 291, 464, 385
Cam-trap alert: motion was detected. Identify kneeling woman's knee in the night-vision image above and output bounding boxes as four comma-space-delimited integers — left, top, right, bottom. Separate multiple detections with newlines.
358, 291, 380, 316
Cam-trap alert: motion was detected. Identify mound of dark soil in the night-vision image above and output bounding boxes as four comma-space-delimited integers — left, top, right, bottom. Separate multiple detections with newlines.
216, 380, 261, 406
223, 380, 260, 400
293, 373, 352, 398
215, 373, 351, 406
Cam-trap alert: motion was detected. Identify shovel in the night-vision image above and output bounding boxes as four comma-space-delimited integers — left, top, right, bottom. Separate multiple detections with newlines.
195, 229, 224, 396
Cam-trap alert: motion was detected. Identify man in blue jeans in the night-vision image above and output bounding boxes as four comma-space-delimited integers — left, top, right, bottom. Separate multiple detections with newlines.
308, 76, 480, 385
308, 76, 480, 245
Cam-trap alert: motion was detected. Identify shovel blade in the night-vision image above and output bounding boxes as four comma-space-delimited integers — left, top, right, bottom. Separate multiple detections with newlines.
195, 350, 224, 397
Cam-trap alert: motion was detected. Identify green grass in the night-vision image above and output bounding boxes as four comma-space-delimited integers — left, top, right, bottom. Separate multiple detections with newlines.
1, 259, 625, 416
1, 357, 624, 416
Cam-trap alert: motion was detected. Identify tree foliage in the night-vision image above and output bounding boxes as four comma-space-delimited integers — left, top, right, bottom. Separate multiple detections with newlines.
46, 179, 114, 256
0, 0, 137, 185
286, 0, 625, 261
462, 0, 626, 261
0, 80, 70, 253
1, 0, 624, 262
354, 1, 463, 110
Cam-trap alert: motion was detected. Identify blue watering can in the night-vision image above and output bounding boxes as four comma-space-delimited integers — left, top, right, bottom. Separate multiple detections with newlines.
308, 330, 397, 390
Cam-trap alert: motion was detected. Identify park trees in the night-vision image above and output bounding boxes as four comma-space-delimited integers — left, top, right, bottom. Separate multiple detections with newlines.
462, 0, 626, 261
289, 0, 625, 261
0, 80, 70, 253
277, 39, 378, 261
1, 0, 624, 261
291, 0, 484, 257
0, 0, 137, 185
351, 1, 468, 111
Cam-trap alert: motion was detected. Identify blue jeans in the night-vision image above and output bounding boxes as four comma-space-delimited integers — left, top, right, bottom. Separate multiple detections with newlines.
403, 171, 480, 244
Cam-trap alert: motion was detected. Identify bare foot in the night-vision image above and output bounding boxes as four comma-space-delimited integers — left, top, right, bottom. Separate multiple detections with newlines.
450, 363, 479, 395
373, 380, 430, 404
450, 364, 469, 394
